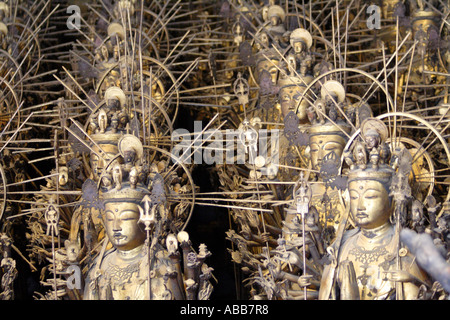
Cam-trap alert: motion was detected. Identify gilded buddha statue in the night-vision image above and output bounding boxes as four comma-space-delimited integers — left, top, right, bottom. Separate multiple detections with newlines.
265, 4, 286, 45
319, 118, 430, 300
306, 80, 353, 244
66, 87, 130, 261
83, 134, 199, 300
84, 135, 168, 300
82, 131, 213, 300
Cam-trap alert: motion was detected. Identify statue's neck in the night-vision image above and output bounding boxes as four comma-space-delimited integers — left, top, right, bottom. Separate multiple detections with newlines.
115, 244, 144, 263
359, 222, 393, 245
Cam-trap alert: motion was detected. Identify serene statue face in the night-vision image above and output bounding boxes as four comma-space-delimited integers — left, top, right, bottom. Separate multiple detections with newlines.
309, 133, 347, 171
280, 86, 305, 119
292, 40, 305, 54
103, 201, 146, 251
364, 134, 379, 150
256, 59, 279, 84
348, 179, 392, 229
123, 149, 136, 164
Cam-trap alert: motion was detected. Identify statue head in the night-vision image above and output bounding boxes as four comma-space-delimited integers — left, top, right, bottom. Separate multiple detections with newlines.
289, 28, 312, 55
277, 54, 312, 120
256, 55, 280, 85
346, 118, 395, 229
102, 192, 148, 251
307, 81, 351, 171
347, 165, 394, 229
279, 84, 304, 119
99, 135, 151, 252
267, 5, 285, 26
89, 143, 121, 180
309, 126, 349, 172
364, 129, 381, 150
118, 134, 143, 168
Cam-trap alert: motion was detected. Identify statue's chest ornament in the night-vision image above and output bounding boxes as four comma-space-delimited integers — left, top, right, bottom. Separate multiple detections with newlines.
106, 260, 141, 285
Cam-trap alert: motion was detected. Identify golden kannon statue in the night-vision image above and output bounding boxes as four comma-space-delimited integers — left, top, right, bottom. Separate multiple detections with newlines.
84, 180, 176, 300
84, 135, 185, 300
319, 118, 430, 300
306, 81, 353, 244
82, 130, 213, 300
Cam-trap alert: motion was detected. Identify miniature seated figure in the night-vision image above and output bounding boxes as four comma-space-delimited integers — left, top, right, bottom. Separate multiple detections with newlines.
319, 119, 430, 300
265, 5, 286, 45
289, 28, 313, 59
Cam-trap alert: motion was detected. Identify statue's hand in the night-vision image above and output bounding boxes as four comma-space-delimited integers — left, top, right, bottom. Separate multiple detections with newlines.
298, 274, 313, 287
338, 260, 360, 300
384, 270, 412, 283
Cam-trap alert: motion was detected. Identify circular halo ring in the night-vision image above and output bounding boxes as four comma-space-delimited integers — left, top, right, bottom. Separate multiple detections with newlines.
340, 112, 450, 213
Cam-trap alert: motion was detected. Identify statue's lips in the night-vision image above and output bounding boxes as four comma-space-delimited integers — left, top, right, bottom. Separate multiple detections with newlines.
113, 233, 126, 240
356, 212, 368, 219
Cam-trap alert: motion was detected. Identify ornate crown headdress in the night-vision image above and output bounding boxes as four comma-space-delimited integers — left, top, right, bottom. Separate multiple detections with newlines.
307, 80, 352, 137
345, 118, 395, 188
99, 134, 151, 204
88, 86, 135, 144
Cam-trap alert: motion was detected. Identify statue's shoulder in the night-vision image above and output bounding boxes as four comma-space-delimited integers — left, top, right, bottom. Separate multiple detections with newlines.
332, 227, 360, 250
85, 248, 116, 276
342, 227, 360, 241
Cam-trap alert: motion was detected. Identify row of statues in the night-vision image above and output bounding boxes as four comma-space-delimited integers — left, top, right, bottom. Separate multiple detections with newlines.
216, 0, 450, 300
0, 0, 448, 301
